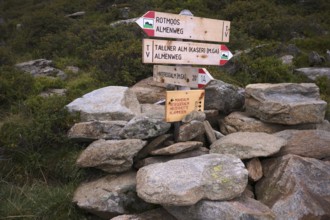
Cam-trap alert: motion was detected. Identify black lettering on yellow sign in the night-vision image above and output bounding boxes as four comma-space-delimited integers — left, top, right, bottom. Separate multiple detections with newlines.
168, 98, 190, 115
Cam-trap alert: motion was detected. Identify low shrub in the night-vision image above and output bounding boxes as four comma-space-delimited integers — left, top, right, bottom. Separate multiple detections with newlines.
0, 67, 34, 109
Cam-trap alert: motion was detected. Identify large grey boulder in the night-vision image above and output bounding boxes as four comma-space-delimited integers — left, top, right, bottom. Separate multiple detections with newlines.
245, 83, 327, 125
68, 121, 127, 141
220, 112, 285, 134
76, 139, 146, 173
66, 86, 141, 122
295, 67, 330, 80
210, 132, 286, 160
136, 154, 248, 206
164, 196, 275, 220
309, 51, 324, 66
130, 77, 167, 104
204, 80, 245, 113
255, 154, 330, 220
177, 120, 205, 142
182, 110, 206, 123
73, 172, 155, 219
219, 111, 320, 134
120, 115, 171, 139
140, 104, 164, 118
274, 129, 330, 159
15, 59, 66, 79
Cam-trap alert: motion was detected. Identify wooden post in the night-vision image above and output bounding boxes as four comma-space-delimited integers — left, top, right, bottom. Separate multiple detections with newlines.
174, 9, 194, 142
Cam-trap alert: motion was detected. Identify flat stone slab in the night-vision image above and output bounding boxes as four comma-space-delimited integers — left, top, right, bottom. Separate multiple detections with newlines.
295, 67, 330, 81
76, 139, 146, 173
120, 116, 171, 139
68, 121, 127, 141
134, 147, 209, 169
220, 111, 324, 134
66, 86, 141, 121
177, 120, 205, 142
256, 154, 330, 220
210, 132, 286, 160
111, 208, 176, 220
245, 83, 327, 125
73, 172, 154, 219
164, 197, 275, 220
137, 154, 248, 206
274, 129, 330, 159
150, 141, 203, 156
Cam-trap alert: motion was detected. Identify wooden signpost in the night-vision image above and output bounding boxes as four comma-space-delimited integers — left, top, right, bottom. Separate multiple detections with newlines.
153, 65, 214, 88
143, 39, 233, 66
135, 11, 230, 42
137, 10, 233, 123
165, 90, 205, 122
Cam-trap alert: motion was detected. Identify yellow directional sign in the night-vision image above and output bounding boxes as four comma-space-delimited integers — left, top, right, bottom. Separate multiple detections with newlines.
165, 90, 205, 122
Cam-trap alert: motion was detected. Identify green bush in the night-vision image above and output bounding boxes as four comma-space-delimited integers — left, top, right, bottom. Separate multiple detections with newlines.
0, 67, 34, 109
66, 72, 100, 98
0, 95, 80, 182
228, 54, 295, 86
0, 47, 14, 66
91, 39, 152, 86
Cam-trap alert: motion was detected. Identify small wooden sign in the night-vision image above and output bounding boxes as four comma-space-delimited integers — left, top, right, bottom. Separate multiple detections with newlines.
136, 11, 230, 42
143, 39, 233, 66
153, 65, 214, 88
165, 90, 205, 122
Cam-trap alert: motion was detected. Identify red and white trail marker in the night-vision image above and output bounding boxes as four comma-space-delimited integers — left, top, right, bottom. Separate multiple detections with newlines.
136, 11, 230, 43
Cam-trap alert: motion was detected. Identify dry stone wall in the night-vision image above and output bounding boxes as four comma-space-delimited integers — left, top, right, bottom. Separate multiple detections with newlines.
67, 80, 330, 220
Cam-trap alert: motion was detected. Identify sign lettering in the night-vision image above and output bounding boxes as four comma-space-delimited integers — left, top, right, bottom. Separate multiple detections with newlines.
136, 11, 230, 42
143, 39, 233, 66
153, 65, 214, 88
165, 90, 205, 122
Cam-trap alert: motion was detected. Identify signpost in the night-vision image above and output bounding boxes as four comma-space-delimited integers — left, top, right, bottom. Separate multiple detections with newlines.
137, 10, 233, 123
153, 65, 214, 88
135, 11, 230, 42
143, 39, 233, 66
165, 90, 205, 122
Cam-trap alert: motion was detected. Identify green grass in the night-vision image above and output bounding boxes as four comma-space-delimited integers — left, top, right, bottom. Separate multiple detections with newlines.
0, 180, 86, 220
